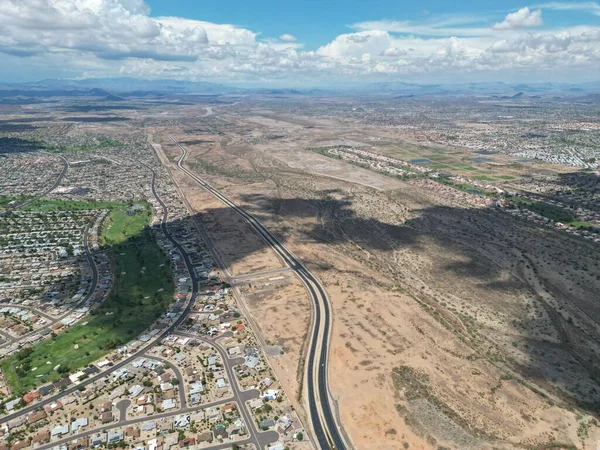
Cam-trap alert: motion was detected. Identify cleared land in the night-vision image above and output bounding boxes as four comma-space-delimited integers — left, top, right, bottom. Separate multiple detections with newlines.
1, 201, 173, 394
160, 109, 600, 450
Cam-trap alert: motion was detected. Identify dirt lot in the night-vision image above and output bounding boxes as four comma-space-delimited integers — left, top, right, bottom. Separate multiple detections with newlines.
153, 110, 600, 450
237, 273, 311, 403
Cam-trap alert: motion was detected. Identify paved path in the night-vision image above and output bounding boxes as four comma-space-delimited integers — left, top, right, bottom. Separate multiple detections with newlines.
171, 134, 350, 450
115, 399, 130, 422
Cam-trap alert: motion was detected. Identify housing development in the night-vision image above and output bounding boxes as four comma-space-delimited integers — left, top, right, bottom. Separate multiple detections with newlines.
0, 81, 599, 450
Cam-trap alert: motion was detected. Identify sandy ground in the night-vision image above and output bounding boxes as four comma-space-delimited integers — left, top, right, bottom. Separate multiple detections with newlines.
237, 274, 311, 403
153, 112, 600, 450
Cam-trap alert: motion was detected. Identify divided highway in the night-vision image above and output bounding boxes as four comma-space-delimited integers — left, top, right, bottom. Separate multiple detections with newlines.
169, 134, 349, 450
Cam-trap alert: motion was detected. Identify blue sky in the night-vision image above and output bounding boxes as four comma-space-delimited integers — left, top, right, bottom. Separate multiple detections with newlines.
0, 0, 599, 85
146, 0, 598, 48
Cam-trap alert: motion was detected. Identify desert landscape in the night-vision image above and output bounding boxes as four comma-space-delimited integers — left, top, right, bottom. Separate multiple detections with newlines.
146, 100, 600, 449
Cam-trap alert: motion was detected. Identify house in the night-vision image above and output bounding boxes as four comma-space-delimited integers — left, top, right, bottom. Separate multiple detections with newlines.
244, 355, 260, 368
136, 394, 153, 405
69, 437, 89, 450
259, 377, 273, 389
276, 415, 293, 433
90, 432, 107, 447
53, 378, 72, 391
31, 430, 50, 445
267, 443, 285, 450
204, 407, 222, 423
5, 399, 20, 412
43, 401, 63, 413
7, 416, 27, 429
188, 382, 203, 395
212, 425, 227, 440
215, 378, 226, 389
141, 422, 156, 432
38, 384, 55, 396
173, 415, 189, 428
125, 427, 140, 439
178, 438, 195, 448
263, 389, 279, 401
101, 411, 113, 424
22, 391, 40, 404
100, 401, 112, 412
163, 433, 178, 449
72, 417, 88, 432
12, 439, 31, 450
162, 399, 176, 410
248, 398, 263, 410
107, 430, 124, 444
27, 409, 47, 424
51, 424, 70, 437
128, 385, 144, 397
146, 438, 162, 450
260, 418, 275, 429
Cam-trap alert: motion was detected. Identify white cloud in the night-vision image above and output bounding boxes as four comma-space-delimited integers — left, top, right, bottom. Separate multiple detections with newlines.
0, 0, 256, 62
534, 2, 600, 16
279, 33, 297, 42
352, 16, 493, 37
0, 0, 599, 84
380, 47, 407, 57
493, 7, 543, 30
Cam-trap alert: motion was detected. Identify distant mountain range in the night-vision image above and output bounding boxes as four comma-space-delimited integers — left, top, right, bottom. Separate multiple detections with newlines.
0, 77, 598, 98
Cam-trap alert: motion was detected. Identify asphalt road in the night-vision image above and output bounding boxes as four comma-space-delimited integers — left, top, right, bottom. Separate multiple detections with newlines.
115, 399, 130, 422
10, 154, 69, 209
144, 355, 187, 408
1, 161, 281, 449
170, 134, 349, 450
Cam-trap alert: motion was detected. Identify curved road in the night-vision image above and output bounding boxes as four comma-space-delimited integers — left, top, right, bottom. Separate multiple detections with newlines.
169, 134, 349, 450
11, 154, 69, 209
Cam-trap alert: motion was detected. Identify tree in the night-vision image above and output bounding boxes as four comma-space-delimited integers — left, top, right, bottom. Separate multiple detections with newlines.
171, 378, 180, 386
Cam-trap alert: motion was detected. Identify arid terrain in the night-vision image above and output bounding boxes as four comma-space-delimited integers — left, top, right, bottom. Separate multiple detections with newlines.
149, 103, 600, 450
1, 93, 599, 450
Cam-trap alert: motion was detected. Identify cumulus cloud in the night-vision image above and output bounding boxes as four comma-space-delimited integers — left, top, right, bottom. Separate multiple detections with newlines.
380, 47, 407, 57
279, 33, 297, 42
0, 0, 599, 83
0, 0, 255, 61
493, 7, 543, 30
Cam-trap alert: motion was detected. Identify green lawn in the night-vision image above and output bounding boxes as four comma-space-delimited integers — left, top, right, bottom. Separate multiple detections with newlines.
22, 199, 124, 212
100, 203, 152, 247
1, 203, 173, 395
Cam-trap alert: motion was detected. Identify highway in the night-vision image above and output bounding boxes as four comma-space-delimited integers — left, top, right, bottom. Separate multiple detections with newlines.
169, 134, 349, 450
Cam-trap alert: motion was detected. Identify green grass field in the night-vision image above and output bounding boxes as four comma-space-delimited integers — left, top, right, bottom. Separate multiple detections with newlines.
100, 203, 152, 247
1, 202, 173, 395
22, 199, 125, 211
